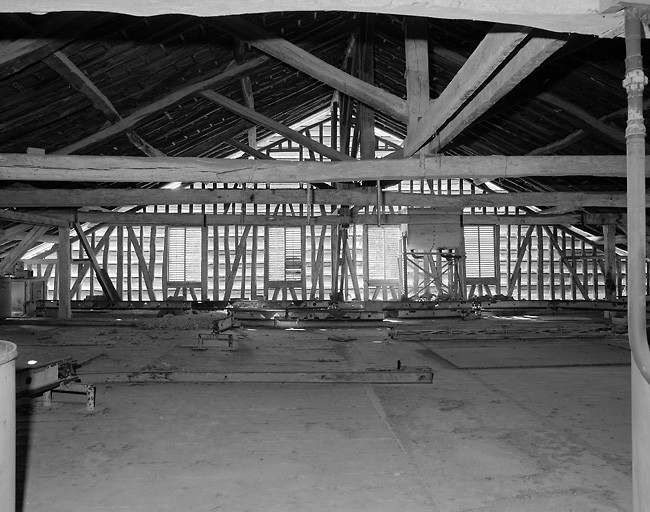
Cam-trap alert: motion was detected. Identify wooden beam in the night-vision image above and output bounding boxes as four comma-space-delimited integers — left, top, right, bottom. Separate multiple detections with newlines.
209, 16, 409, 123
126, 226, 157, 301
602, 222, 617, 301
404, 17, 430, 135
42, 50, 165, 157
0, 13, 106, 80
436, 36, 566, 155
426, 34, 567, 153
543, 225, 591, 300
37, 210, 589, 227
234, 40, 257, 150
400, 25, 531, 157
53, 56, 270, 155
0, 153, 639, 183
4, 187, 633, 209
200, 90, 354, 161
528, 99, 650, 155
73, 222, 120, 302
44, 51, 120, 121
225, 138, 274, 160
536, 92, 630, 150
0, 208, 68, 227
57, 226, 72, 319
0, 225, 48, 273
223, 225, 251, 301
358, 14, 376, 160
507, 226, 534, 297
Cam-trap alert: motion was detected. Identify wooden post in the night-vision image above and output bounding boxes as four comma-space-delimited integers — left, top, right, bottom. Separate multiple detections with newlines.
57, 226, 71, 319
603, 223, 617, 301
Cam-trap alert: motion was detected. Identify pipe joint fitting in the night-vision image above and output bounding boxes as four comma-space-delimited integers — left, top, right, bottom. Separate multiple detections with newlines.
623, 69, 648, 91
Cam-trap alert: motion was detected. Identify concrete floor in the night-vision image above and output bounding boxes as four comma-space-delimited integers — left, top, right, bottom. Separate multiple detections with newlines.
4, 315, 633, 511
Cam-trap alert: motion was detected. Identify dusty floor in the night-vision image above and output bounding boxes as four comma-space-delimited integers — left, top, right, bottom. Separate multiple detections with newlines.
3, 313, 633, 511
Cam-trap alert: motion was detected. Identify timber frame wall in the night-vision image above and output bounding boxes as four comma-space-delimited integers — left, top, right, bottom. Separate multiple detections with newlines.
18, 117, 631, 304
23, 178, 630, 304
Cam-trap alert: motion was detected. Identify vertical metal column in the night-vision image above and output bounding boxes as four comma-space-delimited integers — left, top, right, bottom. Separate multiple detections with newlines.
624, 9, 650, 512
0, 340, 17, 512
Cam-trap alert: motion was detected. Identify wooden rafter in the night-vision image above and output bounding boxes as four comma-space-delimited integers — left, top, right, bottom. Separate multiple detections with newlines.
399, 25, 532, 157
0, 13, 107, 80
225, 138, 274, 160
44, 50, 165, 157
0, 153, 639, 183
53, 56, 270, 155
528, 99, 650, 155
423, 34, 567, 155
536, 92, 630, 150
209, 15, 409, 123
201, 90, 354, 161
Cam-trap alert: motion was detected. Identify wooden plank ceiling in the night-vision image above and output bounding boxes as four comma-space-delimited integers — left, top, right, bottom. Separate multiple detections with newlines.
0, 10, 643, 254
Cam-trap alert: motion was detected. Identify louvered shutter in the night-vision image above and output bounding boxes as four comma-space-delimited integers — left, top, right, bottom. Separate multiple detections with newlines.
464, 225, 496, 279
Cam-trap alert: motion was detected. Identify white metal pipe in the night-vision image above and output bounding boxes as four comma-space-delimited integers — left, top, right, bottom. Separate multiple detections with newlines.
624, 9, 650, 512
0, 340, 17, 512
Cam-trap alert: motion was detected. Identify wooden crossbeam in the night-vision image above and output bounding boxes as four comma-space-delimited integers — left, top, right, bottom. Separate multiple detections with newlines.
0, 153, 638, 183
1, 187, 632, 209
53, 56, 270, 155
201, 90, 354, 161
399, 25, 531, 157
35, 210, 590, 227
209, 16, 409, 123
0, 208, 68, 227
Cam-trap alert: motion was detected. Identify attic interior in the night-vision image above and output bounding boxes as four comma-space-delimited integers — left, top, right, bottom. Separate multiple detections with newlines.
0, 2, 650, 511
